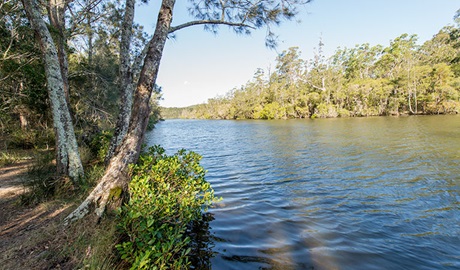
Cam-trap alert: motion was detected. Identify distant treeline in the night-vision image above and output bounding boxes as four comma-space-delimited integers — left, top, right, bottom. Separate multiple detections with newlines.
161, 26, 460, 120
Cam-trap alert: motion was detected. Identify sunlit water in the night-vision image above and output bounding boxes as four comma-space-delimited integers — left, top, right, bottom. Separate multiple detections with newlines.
146, 115, 460, 270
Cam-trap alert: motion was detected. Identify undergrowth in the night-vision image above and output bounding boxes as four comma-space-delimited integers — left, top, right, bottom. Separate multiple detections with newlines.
13, 140, 217, 269
116, 145, 217, 269
21, 150, 57, 205
0, 151, 21, 166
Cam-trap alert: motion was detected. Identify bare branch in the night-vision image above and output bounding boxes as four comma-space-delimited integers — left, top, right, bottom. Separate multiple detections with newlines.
169, 19, 255, 34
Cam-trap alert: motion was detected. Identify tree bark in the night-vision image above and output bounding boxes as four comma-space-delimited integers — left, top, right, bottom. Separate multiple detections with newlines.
47, 0, 71, 103
105, 0, 136, 164
17, 82, 29, 130
22, 0, 84, 181
65, 0, 176, 224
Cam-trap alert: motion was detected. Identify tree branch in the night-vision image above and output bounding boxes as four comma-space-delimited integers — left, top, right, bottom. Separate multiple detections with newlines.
169, 19, 255, 34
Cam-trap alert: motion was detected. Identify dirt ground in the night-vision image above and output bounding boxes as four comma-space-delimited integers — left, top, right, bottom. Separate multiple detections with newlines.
0, 160, 77, 270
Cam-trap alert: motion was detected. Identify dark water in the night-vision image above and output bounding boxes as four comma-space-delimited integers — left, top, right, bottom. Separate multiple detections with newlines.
146, 116, 460, 270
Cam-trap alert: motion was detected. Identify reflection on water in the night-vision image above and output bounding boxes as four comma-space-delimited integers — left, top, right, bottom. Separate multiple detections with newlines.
147, 115, 460, 270
188, 213, 215, 270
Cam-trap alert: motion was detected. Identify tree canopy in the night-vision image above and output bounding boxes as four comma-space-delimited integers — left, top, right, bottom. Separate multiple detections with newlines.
164, 25, 460, 120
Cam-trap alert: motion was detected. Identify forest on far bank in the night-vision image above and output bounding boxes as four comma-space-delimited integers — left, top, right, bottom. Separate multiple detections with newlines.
161, 22, 460, 120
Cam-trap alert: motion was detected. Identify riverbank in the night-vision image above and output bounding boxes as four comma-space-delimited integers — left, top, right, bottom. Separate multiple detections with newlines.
0, 145, 216, 269
161, 104, 459, 120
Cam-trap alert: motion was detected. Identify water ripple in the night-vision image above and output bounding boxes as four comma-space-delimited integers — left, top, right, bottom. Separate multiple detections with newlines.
148, 116, 460, 269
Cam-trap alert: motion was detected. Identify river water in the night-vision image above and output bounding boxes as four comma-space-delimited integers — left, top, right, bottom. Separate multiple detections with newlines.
146, 115, 460, 270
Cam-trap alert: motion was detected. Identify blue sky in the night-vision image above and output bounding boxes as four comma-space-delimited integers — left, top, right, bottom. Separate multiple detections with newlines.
135, 0, 459, 108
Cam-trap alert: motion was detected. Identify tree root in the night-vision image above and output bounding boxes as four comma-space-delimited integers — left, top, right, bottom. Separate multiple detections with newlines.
64, 169, 128, 226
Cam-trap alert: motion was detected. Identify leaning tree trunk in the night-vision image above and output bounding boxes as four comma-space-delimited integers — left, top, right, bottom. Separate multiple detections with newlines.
65, 0, 176, 224
105, 0, 136, 164
22, 0, 84, 181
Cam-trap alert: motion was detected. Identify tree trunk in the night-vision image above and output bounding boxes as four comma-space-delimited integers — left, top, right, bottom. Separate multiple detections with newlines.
17, 82, 29, 130
86, 6, 94, 91
47, 0, 70, 103
414, 81, 418, 114
19, 110, 29, 130
408, 90, 414, 114
22, 0, 84, 181
105, 0, 136, 164
65, 0, 176, 224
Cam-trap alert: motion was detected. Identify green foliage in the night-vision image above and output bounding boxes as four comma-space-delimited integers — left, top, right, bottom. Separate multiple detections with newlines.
116, 146, 216, 270
21, 151, 57, 205
187, 0, 311, 48
89, 131, 112, 162
173, 23, 460, 120
9, 129, 55, 149
147, 90, 163, 131
0, 0, 49, 133
80, 164, 106, 192
337, 108, 351, 117
255, 102, 285, 119
0, 151, 21, 166
314, 103, 338, 118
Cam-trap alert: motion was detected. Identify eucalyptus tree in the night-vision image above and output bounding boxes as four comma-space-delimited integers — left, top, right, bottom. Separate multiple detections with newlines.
452, 10, 460, 76
21, 0, 85, 180
18, 0, 109, 179
68, 0, 148, 135
105, 0, 151, 163
334, 43, 383, 80
419, 27, 458, 66
65, 0, 313, 223
376, 34, 420, 114
304, 38, 333, 106
272, 47, 305, 117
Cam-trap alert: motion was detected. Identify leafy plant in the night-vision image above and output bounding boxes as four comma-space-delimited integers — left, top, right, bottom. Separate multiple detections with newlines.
0, 151, 21, 166
89, 130, 112, 162
116, 145, 217, 269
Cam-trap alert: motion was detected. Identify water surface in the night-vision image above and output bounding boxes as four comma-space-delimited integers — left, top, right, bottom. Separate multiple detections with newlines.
147, 115, 460, 270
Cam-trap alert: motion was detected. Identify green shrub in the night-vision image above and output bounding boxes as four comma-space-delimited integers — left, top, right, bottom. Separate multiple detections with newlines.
9, 129, 55, 149
116, 145, 217, 270
89, 130, 112, 162
315, 103, 339, 118
0, 151, 21, 166
337, 108, 351, 117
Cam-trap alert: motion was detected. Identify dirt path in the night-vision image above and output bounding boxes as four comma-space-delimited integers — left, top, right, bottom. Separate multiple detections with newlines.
0, 161, 75, 270
0, 160, 32, 227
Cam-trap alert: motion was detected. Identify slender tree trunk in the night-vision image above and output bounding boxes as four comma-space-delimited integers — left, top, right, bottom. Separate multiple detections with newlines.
414, 80, 418, 114
47, 0, 70, 103
22, 0, 84, 181
17, 82, 29, 130
105, 0, 136, 164
87, 12, 93, 67
86, 8, 94, 90
65, 0, 176, 224
19, 110, 29, 130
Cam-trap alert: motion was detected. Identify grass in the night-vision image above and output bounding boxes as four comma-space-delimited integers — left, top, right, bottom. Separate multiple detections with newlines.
20, 150, 58, 205
65, 214, 124, 270
0, 152, 22, 166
